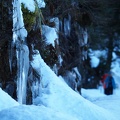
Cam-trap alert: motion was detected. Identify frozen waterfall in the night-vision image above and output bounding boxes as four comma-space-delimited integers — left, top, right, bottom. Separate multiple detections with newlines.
13, 0, 29, 104
16, 45, 29, 104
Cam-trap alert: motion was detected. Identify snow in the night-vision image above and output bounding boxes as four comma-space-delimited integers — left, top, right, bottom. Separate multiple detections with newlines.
42, 25, 58, 47
90, 56, 100, 68
50, 17, 59, 32
89, 49, 107, 68
13, 0, 27, 41
0, 52, 120, 120
21, 0, 35, 12
21, 0, 45, 12
82, 88, 120, 118
89, 50, 107, 58
0, 105, 78, 120
36, 0, 46, 8
0, 88, 19, 111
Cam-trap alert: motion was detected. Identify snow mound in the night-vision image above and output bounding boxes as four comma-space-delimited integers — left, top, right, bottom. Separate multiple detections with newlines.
0, 88, 19, 111
0, 53, 118, 120
32, 53, 117, 120
0, 105, 78, 120
81, 88, 106, 101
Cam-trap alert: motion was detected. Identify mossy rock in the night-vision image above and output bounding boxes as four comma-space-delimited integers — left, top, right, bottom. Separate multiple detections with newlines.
40, 44, 58, 67
21, 3, 37, 32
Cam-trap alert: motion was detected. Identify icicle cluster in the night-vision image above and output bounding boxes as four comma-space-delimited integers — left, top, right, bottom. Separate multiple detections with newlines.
12, 0, 45, 104
13, 0, 29, 104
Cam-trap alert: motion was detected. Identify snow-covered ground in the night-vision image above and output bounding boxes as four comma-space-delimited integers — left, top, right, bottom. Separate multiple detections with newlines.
82, 88, 120, 119
0, 84, 120, 120
0, 53, 120, 120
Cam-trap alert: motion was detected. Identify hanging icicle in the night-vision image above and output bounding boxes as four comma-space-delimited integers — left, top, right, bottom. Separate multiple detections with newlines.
64, 14, 71, 36
13, 0, 29, 104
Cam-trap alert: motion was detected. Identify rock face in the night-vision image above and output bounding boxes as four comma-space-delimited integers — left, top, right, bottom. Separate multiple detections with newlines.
0, 0, 84, 101
0, 0, 18, 100
0, 0, 14, 89
0, 0, 92, 103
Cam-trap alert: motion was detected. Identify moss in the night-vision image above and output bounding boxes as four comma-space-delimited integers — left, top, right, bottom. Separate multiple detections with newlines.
21, 3, 37, 32
40, 44, 58, 67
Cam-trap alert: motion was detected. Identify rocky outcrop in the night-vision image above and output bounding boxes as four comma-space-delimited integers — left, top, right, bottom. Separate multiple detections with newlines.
0, 0, 14, 90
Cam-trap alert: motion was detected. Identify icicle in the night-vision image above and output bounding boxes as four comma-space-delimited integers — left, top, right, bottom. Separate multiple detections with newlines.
83, 29, 88, 45
9, 41, 13, 73
16, 44, 29, 104
64, 14, 71, 36
13, 0, 29, 104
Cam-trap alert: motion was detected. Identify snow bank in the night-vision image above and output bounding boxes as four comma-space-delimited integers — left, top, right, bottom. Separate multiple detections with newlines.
0, 88, 19, 111
0, 105, 78, 120
0, 52, 118, 120
31, 53, 117, 120
81, 88, 106, 101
